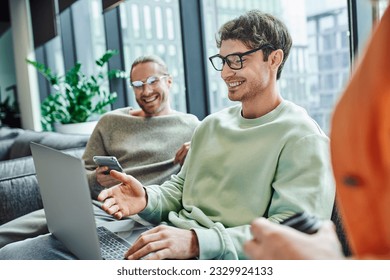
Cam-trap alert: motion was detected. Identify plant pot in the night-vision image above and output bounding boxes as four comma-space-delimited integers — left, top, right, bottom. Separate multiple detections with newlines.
1, 114, 21, 128
54, 121, 98, 135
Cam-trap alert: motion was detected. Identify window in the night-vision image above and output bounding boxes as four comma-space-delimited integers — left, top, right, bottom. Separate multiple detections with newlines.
119, 0, 186, 112
14, 0, 387, 130
202, 0, 351, 134
71, 0, 107, 76
36, 0, 107, 100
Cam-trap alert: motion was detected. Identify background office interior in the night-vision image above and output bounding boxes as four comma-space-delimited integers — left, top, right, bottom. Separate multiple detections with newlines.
0, 0, 388, 132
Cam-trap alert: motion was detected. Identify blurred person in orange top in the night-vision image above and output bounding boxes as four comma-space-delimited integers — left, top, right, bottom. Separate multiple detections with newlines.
244, 4, 390, 259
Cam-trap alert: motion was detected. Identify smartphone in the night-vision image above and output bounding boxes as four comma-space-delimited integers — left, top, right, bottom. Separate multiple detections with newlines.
280, 212, 322, 234
93, 156, 124, 174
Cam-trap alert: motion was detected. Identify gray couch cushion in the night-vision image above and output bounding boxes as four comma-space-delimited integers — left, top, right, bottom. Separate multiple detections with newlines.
0, 174, 42, 225
0, 156, 36, 180
0, 138, 14, 160
8, 130, 89, 159
0, 127, 24, 160
0, 127, 23, 140
0, 156, 41, 225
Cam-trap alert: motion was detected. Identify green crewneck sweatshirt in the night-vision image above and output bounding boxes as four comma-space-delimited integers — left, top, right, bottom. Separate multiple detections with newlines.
140, 100, 335, 259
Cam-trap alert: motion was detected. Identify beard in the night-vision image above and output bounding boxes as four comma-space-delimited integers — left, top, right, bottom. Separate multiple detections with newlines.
227, 81, 261, 103
137, 92, 169, 116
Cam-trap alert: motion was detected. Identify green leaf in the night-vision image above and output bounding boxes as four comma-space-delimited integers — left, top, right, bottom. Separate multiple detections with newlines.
95, 49, 119, 67
26, 59, 60, 86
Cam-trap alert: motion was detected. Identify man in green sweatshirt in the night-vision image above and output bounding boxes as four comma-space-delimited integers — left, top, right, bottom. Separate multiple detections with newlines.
0, 10, 335, 260
97, 10, 335, 260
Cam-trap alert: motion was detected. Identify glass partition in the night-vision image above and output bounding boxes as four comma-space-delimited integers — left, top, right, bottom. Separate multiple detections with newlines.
119, 0, 186, 112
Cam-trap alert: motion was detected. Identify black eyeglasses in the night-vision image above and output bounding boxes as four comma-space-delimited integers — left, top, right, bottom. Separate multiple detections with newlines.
208, 44, 275, 71
130, 74, 169, 90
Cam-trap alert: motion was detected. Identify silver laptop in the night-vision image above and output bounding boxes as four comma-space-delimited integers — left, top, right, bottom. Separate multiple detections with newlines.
30, 142, 148, 260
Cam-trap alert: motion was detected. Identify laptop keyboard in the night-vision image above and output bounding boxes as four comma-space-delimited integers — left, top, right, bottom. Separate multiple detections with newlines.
97, 226, 131, 260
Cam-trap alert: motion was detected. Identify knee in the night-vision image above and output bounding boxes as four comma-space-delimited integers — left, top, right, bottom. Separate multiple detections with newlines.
0, 242, 26, 260
0, 234, 54, 260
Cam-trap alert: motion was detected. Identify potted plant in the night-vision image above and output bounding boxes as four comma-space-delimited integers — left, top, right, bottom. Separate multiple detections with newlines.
26, 49, 127, 132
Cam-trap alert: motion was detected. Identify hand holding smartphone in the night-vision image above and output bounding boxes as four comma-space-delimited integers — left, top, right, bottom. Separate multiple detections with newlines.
93, 156, 124, 175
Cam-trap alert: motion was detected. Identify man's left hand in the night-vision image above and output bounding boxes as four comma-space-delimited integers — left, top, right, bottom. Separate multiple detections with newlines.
174, 142, 191, 166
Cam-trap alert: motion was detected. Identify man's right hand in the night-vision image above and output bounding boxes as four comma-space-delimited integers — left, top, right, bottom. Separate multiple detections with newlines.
97, 170, 148, 219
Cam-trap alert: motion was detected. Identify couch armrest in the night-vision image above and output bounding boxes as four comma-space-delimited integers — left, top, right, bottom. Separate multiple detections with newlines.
8, 130, 89, 159
0, 127, 24, 161
0, 138, 14, 161
0, 127, 24, 140
0, 156, 42, 225
0, 147, 86, 225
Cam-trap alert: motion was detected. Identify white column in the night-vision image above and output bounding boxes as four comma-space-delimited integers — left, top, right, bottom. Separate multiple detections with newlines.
9, 0, 42, 131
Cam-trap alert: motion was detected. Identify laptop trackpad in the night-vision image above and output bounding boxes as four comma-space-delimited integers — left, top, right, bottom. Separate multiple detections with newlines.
99, 219, 151, 244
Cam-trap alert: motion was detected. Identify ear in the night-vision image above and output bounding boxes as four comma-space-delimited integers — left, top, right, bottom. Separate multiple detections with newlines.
268, 49, 284, 72
166, 75, 173, 89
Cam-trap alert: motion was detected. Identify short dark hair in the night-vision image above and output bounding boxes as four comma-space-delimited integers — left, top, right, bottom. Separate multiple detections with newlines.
216, 10, 292, 80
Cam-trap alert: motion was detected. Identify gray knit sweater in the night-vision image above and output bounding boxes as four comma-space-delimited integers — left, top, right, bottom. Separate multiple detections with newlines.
82, 107, 200, 198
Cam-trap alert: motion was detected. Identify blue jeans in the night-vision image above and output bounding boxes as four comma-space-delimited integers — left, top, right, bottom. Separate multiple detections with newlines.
0, 233, 77, 260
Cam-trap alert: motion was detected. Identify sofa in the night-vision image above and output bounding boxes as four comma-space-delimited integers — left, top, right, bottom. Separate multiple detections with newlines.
0, 127, 90, 225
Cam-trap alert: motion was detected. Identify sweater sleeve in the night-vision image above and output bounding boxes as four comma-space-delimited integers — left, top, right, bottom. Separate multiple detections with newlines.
138, 167, 187, 224
268, 133, 335, 221
193, 222, 252, 260
141, 181, 253, 260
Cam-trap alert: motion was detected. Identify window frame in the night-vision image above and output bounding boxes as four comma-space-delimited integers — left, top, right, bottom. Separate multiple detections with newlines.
33, 0, 381, 122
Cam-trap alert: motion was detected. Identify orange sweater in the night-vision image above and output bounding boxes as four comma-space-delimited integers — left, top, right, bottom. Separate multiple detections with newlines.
330, 6, 390, 258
